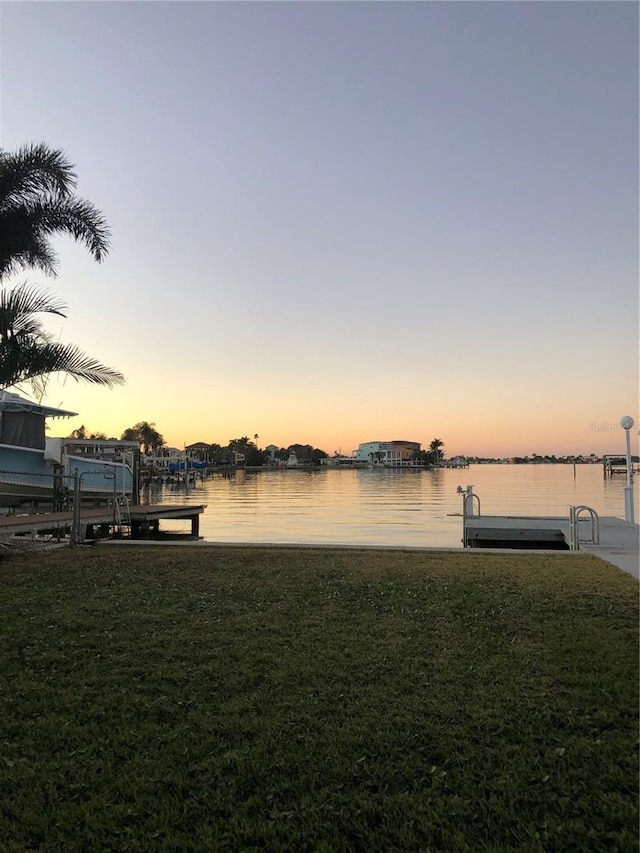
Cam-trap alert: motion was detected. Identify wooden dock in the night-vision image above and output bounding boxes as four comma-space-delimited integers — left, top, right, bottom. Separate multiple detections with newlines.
0, 504, 207, 542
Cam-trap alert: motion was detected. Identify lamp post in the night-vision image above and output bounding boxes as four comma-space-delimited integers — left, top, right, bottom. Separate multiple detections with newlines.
620, 416, 635, 523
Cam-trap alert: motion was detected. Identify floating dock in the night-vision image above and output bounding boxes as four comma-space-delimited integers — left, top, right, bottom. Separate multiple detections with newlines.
0, 504, 207, 542
464, 515, 571, 550
464, 514, 639, 577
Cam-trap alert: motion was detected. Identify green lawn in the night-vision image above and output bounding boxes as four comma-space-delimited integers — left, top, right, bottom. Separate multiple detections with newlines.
0, 546, 637, 852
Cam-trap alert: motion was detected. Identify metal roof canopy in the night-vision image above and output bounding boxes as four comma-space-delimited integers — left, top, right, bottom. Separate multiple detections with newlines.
0, 390, 77, 419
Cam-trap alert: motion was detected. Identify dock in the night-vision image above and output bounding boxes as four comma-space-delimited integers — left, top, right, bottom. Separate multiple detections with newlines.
602, 454, 632, 477
0, 504, 207, 542
464, 515, 571, 550
464, 514, 639, 578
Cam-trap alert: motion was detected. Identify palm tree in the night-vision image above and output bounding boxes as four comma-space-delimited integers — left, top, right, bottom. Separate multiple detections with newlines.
429, 438, 445, 464
67, 425, 108, 440
0, 282, 125, 396
138, 422, 165, 454
68, 425, 88, 439
0, 142, 110, 281
121, 422, 164, 454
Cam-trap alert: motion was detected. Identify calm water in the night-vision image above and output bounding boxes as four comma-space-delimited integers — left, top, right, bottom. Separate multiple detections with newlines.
139, 464, 639, 548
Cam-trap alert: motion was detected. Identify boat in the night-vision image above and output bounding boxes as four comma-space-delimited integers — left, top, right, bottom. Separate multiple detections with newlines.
167, 459, 209, 473
286, 451, 299, 469
140, 449, 209, 480
0, 390, 137, 508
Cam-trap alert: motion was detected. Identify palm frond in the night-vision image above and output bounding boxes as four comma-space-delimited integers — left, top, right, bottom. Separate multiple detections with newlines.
0, 209, 61, 278
0, 196, 110, 279
1, 341, 125, 389
0, 143, 77, 207
0, 283, 66, 343
0, 282, 124, 392
0, 282, 66, 321
0, 143, 110, 281
41, 197, 111, 262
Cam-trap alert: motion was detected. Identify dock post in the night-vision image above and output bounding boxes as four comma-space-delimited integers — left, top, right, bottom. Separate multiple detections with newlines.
465, 486, 475, 519
71, 470, 80, 546
569, 506, 578, 550
621, 416, 635, 523
191, 512, 200, 538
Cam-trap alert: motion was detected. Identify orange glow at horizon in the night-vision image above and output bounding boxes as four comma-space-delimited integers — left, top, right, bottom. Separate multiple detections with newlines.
40, 372, 639, 460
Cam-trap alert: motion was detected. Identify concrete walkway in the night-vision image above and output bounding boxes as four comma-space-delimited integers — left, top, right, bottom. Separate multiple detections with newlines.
580, 517, 639, 579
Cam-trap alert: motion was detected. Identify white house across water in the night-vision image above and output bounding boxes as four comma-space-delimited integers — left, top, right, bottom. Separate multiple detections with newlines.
355, 440, 422, 467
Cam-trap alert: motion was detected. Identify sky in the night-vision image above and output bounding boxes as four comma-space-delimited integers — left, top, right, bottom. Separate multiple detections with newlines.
1, 0, 638, 458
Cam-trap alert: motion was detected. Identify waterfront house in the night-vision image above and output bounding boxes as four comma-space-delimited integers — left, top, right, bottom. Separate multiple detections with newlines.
143, 446, 186, 471
355, 440, 421, 467
186, 442, 211, 461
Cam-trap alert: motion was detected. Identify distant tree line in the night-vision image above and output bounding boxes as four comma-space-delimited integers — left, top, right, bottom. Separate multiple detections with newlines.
63, 430, 456, 468
465, 454, 634, 464
191, 438, 329, 467
64, 426, 330, 467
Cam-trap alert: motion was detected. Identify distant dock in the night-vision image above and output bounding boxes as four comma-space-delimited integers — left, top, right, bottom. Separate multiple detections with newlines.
602, 454, 636, 477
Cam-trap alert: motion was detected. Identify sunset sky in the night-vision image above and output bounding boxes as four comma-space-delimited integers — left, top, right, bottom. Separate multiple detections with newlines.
1, 1, 638, 458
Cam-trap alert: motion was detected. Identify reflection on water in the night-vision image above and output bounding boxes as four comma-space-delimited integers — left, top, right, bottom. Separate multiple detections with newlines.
139, 465, 639, 548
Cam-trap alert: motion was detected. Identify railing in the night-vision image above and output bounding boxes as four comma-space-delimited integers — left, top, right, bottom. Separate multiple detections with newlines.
458, 486, 481, 548
0, 468, 75, 512
568, 505, 600, 551
71, 468, 120, 545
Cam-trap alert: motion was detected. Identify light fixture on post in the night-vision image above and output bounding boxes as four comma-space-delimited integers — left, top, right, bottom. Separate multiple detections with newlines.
620, 416, 635, 523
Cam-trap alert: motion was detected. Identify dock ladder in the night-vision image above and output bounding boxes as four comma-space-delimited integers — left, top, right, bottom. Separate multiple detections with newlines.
113, 495, 132, 538
569, 505, 600, 551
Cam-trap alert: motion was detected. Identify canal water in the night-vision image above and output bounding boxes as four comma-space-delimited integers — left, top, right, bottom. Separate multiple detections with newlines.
139, 464, 639, 548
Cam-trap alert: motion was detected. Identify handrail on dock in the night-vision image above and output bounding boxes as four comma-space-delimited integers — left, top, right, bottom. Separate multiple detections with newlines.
569, 505, 600, 551
458, 486, 481, 547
